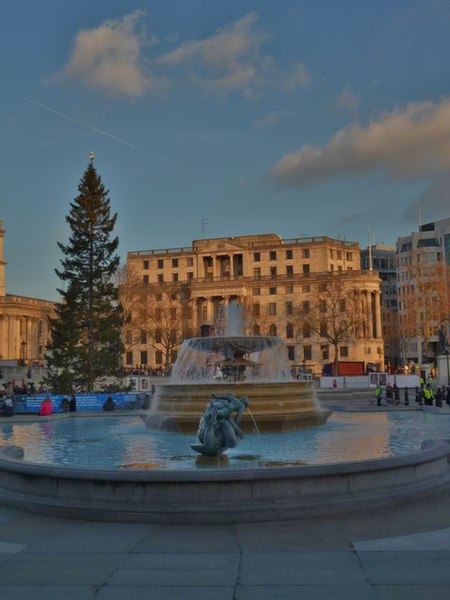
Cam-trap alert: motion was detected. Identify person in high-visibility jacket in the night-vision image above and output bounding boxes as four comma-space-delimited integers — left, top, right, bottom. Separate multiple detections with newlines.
423, 385, 434, 406
375, 384, 382, 406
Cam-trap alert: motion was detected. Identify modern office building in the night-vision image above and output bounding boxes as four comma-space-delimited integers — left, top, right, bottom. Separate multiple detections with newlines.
396, 217, 450, 365
0, 220, 55, 364
361, 244, 400, 369
125, 233, 383, 374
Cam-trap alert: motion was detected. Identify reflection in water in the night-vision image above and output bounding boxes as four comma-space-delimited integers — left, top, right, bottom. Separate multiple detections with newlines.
1, 412, 450, 470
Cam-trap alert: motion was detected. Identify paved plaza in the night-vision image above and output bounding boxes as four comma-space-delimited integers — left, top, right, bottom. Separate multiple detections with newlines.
1, 486, 450, 599
2, 396, 450, 598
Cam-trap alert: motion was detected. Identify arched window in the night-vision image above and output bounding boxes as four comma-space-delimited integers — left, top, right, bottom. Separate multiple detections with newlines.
286, 323, 294, 338
269, 323, 277, 336
253, 324, 261, 335
302, 322, 311, 338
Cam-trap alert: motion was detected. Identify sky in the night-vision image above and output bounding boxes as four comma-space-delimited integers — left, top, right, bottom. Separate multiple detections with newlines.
1, 0, 450, 301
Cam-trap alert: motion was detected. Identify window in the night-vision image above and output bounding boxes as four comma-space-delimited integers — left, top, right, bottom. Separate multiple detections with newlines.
254, 267, 261, 279
187, 272, 193, 282
187, 257, 194, 267
126, 351, 133, 365
157, 259, 164, 269
269, 251, 277, 260
287, 345, 295, 360
302, 284, 310, 293
302, 301, 310, 313
269, 323, 277, 336
253, 252, 261, 261
140, 330, 147, 344
143, 260, 149, 269
337, 251, 342, 260
365, 347, 372, 354
155, 350, 163, 364
340, 346, 348, 358
125, 330, 132, 344
285, 284, 294, 294
140, 351, 148, 365
339, 299, 346, 312
253, 287, 261, 296
158, 274, 164, 282
302, 322, 311, 338
171, 258, 178, 268
268, 303, 277, 315
143, 275, 149, 284
302, 264, 310, 275
285, 301, 293, 315
286, 265, 293, 276
269, 286, 277, 295
319, 282, 327, 292
321, 344, 329, 360
303, 345, 312, 361
253, 303, 260, 316
320, 322, 328, 337
253, 324, 261, 335
286, 249, 293, 259
286, 323, 294, 338
155, 330, 162, 343
270, 266, 277, 277
172, 273, 178, 282
346, 252, 353, 261
171, 350, 178, 364
319, 300, 327, 313
302, 248, 310, 258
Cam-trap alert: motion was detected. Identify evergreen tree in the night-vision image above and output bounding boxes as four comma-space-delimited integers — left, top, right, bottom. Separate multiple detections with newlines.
46, 161, 124, 392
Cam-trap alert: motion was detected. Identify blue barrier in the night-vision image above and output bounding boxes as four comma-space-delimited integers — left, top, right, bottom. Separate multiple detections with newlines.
12, 393, 146, 413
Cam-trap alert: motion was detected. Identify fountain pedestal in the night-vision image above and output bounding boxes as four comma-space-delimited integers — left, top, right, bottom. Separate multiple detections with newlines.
146, 380, 331, 433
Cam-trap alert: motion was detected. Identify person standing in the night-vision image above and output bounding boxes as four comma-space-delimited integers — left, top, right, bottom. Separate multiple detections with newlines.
69, 393, 77, 412
375, 384, 382, 406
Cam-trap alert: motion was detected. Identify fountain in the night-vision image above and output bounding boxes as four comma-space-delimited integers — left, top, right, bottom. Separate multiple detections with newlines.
147, 300, 331, 432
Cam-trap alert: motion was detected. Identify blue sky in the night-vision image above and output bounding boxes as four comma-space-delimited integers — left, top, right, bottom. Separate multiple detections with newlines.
2, 0, 450, 301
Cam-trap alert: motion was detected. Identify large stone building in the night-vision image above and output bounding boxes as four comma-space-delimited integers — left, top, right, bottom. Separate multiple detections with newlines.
361, 244, 400, 369
396, 218, 450, 365
0, 220, 55, 364
125, 233, 383, 374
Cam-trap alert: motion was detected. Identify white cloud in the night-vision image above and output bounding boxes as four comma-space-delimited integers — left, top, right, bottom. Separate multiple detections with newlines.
157, 13, 308, 97
253, 111, 291, 130
270, 98, 450, 187
53, 11, 309, 99
335, 85, 359, 112
54, 11, 166, 98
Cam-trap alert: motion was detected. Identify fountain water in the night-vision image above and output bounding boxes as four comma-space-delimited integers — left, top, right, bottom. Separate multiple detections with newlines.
147, 300, 331, 432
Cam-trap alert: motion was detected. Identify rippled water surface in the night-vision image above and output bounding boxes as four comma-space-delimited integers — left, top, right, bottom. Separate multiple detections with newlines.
1, 411, 449, 470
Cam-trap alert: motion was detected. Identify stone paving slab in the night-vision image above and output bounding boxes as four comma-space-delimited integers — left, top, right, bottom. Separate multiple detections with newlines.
96, 587, 234, 600
0, 552, 123, 586
109, 552, 239, 586
354, 526, 450, 551
235, 584, 378, 600
0, 587, 96, 600
131, 524, 239, 553
240, 551, 366, 586
374, 584, 450, 600
359, 551, 450, 584
21, 521, 156, 553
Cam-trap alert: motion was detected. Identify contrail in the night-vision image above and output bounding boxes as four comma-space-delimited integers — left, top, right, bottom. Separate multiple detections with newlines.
26, 98, 176, 164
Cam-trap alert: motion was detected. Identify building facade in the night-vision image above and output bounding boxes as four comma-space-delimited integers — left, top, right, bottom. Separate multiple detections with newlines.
125, 233, 383, 374
0, 220, 55, 364
396, 218, 450, 365
361, 244, 400, 369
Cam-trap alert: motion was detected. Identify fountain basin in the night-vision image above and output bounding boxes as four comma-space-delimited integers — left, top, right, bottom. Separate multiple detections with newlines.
1, 439, 449, 523
148, 380, 331, 432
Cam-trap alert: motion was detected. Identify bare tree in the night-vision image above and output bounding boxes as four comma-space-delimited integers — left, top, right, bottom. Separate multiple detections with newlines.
118, 265, 193, 371
295, 274, 366, 375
